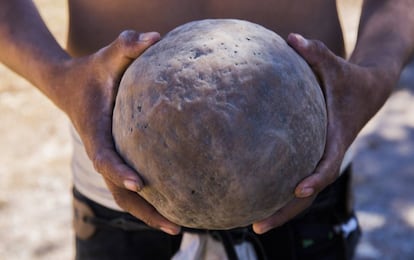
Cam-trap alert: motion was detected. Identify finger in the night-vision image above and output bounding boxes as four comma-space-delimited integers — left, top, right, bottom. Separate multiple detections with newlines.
106, 181, 181, 235
99, 30, 161, 72
294, 142, 342, 198
294, 163, 338, 198
287, 33, 339, 70
79, 112, 144, 192
252, 196, 315, 234
92, 146, 144, 192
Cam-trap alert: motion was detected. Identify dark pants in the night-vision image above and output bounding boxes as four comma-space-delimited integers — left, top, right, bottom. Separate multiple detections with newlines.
73, 167, 360, 260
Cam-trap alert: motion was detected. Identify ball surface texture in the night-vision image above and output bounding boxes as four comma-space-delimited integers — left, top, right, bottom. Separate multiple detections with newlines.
113, 19, 326, 229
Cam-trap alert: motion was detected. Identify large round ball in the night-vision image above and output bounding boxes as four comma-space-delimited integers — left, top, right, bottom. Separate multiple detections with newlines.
113, 19, 326, 229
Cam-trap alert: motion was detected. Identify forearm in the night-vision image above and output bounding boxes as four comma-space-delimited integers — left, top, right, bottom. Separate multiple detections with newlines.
345, 0, 414, 118
0, 0, 70, 101
351, 0, 414, 79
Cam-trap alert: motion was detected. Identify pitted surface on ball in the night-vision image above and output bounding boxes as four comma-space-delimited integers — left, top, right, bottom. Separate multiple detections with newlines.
113, 19, 326, 229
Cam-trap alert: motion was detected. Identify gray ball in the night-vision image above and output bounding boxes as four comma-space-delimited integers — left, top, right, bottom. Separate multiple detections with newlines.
113, 19, 326, 229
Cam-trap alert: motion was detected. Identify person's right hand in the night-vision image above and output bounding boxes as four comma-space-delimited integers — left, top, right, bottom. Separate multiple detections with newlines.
52, 31, 181, 235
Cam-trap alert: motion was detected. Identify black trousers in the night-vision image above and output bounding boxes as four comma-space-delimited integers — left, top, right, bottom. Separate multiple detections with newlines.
73, 166, 361, 260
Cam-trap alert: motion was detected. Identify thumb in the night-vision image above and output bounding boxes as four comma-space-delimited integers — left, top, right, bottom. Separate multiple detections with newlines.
100, 30, 161, 72
287, 33, 339, 73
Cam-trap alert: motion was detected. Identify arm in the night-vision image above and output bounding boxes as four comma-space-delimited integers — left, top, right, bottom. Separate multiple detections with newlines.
0, 0, 180, 235
0, 0, 69, 99
351, 0, 414, 72
253, 0, 414, 234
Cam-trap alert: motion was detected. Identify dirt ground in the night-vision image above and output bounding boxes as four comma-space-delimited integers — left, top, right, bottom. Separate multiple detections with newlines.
0, 1, 413, 259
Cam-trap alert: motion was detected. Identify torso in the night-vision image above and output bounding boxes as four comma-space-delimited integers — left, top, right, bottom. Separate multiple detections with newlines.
66, 0, 345, 57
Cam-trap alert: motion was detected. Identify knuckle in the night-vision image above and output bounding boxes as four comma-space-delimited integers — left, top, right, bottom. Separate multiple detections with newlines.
92, 151, 108, 175
118, 30, 140, 48
312, 40, 342, 72
312, 40, 327, 53
308, 40, 329, 67
115, 30, 149, 59
119, 30, 138, 41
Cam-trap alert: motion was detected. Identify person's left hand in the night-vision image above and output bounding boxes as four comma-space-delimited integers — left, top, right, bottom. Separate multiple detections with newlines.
252, 33, 395, 234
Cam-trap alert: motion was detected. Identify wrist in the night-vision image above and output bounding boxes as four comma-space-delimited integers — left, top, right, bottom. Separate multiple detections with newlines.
349, 53, 400, 99
37, 54, 73, 110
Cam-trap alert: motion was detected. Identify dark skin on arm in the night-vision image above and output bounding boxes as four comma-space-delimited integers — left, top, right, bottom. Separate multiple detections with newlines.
0, 0, 413, 235
254, 0, 414, 234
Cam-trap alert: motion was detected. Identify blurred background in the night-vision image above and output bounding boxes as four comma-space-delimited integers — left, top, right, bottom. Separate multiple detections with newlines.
0, 0, 413, 259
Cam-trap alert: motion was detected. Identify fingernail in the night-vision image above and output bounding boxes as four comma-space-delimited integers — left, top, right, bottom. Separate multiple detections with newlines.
124, 180, 141, 192
139, 32, 160, 42
299, 187, 314, 197
291, 33, 309, 48
161, 226, 181, 235
254, 224, 271, 235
